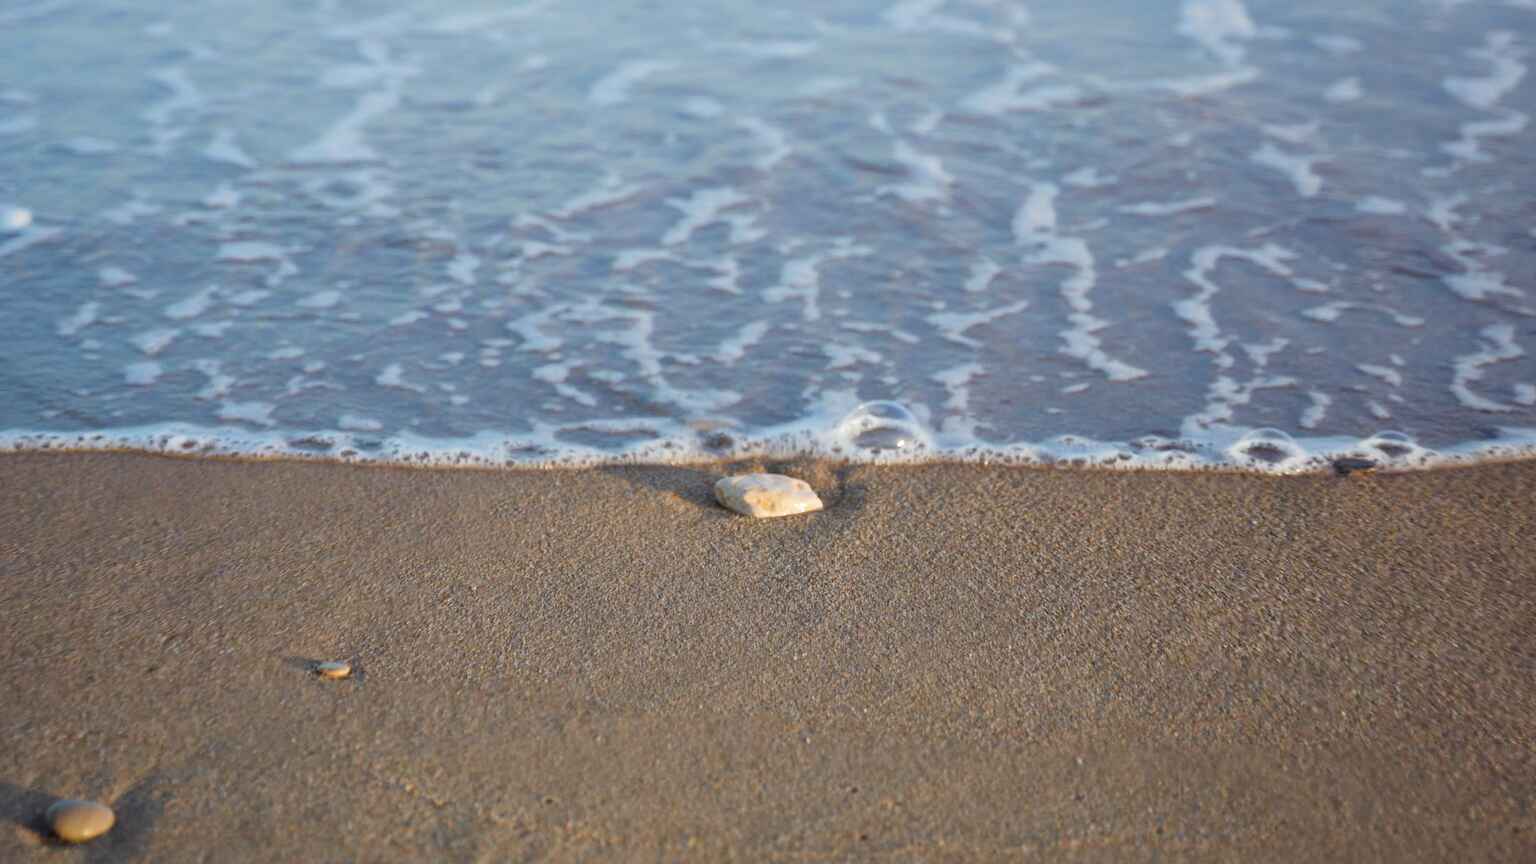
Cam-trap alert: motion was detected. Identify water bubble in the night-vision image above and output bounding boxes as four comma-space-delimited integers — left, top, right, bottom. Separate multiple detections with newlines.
1229, 427, 1304, 465
833, 401, 930, 454
1361, 430, 1417, 459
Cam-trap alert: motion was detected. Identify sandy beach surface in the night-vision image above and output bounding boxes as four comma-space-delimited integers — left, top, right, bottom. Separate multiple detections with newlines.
2, 452, 1533, 862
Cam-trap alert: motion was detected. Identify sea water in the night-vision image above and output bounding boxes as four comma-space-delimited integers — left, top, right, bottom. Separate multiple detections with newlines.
2, 0, 1534, 472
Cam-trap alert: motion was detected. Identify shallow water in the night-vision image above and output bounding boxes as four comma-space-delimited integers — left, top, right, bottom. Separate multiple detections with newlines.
2, 0, 1534, 471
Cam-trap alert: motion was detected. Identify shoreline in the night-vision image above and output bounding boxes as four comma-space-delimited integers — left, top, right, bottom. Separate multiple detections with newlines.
5, 418, 1536, 475
2, 452, 1533, 860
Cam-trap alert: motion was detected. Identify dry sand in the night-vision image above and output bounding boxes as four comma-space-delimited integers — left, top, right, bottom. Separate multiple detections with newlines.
1, 452, 1533, 861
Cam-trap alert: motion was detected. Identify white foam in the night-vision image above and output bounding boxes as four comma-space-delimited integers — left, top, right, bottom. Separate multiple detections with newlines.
217, 242, 297, 285
1356, 196, 1406, 215
56, 302, 101, 337
884, 0, 945, 31
429, 3, 549, 33
1263, 122, 1317, 145
1011, 183, 1058, 238
100, 197, 161, 226
1452, 324, 1524, 412
291, 41, 415, 164
839, 322, 921, 344
1179, 243, 1295, 385
204, 128, 255, 168
189, 360, 231, 400
191, 322, 233, 338
1444, 31, 1526, 110
297, 290, 342, 310
719, 39, 818, 59
1324, 77, 1362, 103
447, 253, 480, 286
218, 401, 277, 427
738, 117, 792, 172
550, 174, 644, 217
142, 67, 201, 127
225, 289, 268, 308
375, 362, 425, 393
1426, 194, 1466, 232
124, 361, 163, 386
98, 266, 137, 287
932, 362, 983, 412
1015, 183, 1148, 382
883, 0, 1002, 39
338, 414, 383, 432
1118, 197, 1215, 216
879, 141, 954, 204
131, 328, 180, 356
926, 301, 1029, 349
965, 257, 1001, 293
165, 287, 217, 320
1441, 240, 1524, 301
763, 240, 871, 323
1242, 338, 1288, 368
1062, 167, 1114, 189
1357, 364, 1403, 387
202, 184, 241, 209
590, 308, 740, 414
962, 63, 1082, 114
533, 362, 598, 407
588, 60, 675, 106
715, 321, 770, 363
505, 306, 564, 353
1443, 110, 1528, 163
5, 412, 1535, 475
1299, 391, 1331, 430
662, 188, 750, 245
823, 343, 883, 371
1250, 142, 1322, 197
1179, 0, 1257, 66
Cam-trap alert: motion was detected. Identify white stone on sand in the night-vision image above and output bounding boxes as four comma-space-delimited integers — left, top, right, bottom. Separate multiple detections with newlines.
45, 799, 115, 843
714, 473, 823, 518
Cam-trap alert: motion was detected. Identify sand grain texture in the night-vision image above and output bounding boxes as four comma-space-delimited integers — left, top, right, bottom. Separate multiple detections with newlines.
1, 453, 1533, 861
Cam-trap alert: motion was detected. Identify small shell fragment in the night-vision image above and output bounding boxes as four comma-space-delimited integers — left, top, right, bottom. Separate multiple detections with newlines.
314, 661, 352, 679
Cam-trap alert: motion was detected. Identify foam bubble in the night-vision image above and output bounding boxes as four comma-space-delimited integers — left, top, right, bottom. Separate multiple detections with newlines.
830, 401, 932, 456
1227, 427, 1307, 468
588, 60, 675, 106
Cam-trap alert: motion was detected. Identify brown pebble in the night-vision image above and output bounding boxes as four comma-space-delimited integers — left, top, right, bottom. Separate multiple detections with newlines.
314, 660, 352, 679
1332, 456, 1378, 476
45, 799, 114, 843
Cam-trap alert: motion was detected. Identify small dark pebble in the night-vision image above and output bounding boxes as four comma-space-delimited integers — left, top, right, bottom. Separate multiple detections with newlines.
1333, 457, 1378, 476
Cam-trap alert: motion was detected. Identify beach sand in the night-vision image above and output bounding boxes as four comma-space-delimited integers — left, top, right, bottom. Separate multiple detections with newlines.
1, 452, 1533, 861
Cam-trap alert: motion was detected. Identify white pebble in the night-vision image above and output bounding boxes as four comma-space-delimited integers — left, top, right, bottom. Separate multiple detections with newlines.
714, 473, 824, 518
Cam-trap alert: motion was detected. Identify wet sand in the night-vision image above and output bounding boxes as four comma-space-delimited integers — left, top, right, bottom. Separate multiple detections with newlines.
1, 452, 1533, 861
